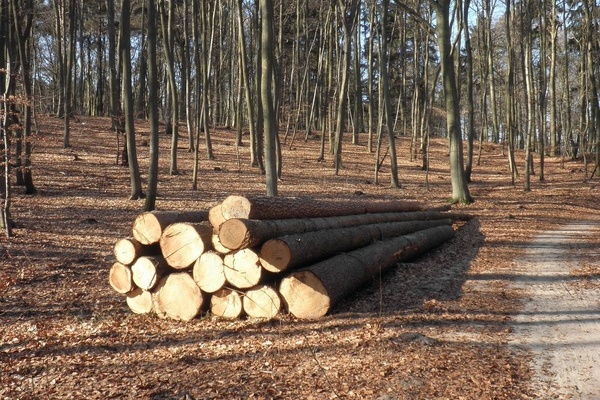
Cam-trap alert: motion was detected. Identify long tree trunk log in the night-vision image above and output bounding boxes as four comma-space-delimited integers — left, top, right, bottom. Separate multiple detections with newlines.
278, 225, 455, 319
132, 210, 209, 245
243, 285, 281, 320
126, 287, 153, 314
113, 238, 160, 266
210, 288, 244, 319
260, 219, 452, 274
159, 221, 213, 269
217, 195, 425, 222
108, 262, 135, 294
223, 248, 264, 289
131, 256, 171, 290
153, 272, 206, 321
219, 210, 458, 251
193, 251, 226, 293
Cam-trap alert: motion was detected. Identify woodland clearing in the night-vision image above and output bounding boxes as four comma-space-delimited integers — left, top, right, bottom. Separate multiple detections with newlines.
1, 115, 599, 399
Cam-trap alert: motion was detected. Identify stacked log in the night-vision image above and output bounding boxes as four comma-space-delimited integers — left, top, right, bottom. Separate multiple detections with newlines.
108, 195, 469, 321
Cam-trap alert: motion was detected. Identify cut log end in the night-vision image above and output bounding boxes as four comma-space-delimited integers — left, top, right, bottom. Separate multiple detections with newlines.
243, 285, 281, 320
126, 288, 153, 314
159, 222, 212, 269
210, 288, 244, 319
193, 251, 226, 293
218, 219, 251, 250
132, 212, 163, 245
223, 248, 263, 289
108, 262, 135, 294
153, 272, 205, 321
279, 271, 330, 319
259, 239, 292, 273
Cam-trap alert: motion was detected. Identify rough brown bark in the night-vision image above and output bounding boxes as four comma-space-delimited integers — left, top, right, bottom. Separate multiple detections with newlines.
108, 262, 135, 294
159, 221, 213, 269
218, 195, 424, 221
243, 285, 281, 320
153, 272, 206, 321
131, 256, 171, 290
132, 210, 209, 245
223, 248, 263, 289
126, 287, 153, 314
279, 225, 456, 319
219, 210, 458, 251
113, 238, 160, 266
260, 219, 452, 274
193, 251, 226, 293
210, 288, 243, 319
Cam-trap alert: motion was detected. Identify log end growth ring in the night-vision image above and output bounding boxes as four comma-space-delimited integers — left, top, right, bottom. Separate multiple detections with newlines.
259, 239, 292, 273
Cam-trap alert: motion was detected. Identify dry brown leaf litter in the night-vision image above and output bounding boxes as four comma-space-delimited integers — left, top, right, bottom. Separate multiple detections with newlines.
2, 116, 600, 399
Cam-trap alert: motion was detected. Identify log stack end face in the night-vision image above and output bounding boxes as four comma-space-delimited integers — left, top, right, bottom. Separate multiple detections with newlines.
279, 271, 330, 319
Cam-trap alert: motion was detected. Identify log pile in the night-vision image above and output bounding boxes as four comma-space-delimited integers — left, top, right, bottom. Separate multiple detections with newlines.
108, 195, 469, 321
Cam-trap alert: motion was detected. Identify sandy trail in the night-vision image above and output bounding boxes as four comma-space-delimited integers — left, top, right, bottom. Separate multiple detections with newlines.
510, 222, 600, 399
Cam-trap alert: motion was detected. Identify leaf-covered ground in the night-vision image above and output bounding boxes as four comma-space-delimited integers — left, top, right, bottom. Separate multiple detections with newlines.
2, 116, 599, 399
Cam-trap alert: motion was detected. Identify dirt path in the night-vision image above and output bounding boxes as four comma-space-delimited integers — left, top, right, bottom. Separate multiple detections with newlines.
510, 222, 600, 399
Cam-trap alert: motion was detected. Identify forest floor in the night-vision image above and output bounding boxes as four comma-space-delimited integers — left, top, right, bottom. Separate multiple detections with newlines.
1, 115, 599, 399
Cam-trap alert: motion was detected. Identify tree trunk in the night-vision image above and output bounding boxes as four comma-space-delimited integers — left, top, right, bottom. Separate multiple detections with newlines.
153, 272, 206, 321
144, 0, 160, 211
278, 225, 455, 319
223, 248, 263, 289
113, 237, 160, 266
219, 209, 454, 251
193, 250, 226, 293
159, 221, 213, 269
210, 288, 243, 319
260, 0, 278, 196
120, 0, 144, 200
131, 255, 171, 290
132, 210, 209, 245
433, 0, 472, 204
108, 262, 135, 294
260, 219, 452, 274
217, 195, 424, 222
243, 285, 281, 320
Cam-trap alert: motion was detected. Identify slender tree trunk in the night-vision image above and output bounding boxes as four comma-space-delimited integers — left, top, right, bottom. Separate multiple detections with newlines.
159, 0, 179, 175
120, 0, 144, 200
380, 0, 399, 188
432, 0, 472, 203
260, 0, 278, 196
144, 0, 159, 211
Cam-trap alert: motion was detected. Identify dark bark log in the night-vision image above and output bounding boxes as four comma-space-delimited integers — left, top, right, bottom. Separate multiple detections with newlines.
113, 237, 160, 265
219, 210, 459, 251
218, 195, 424, 221
152, 272, 207, 321
108, 262, 135, 294
159, 221, 213, 269
132, 210, 209, 245
278, 225, 455, 319
210, 288, 243, 319
243, 284, 281, 320
193, 250, 226, 293
260, 219, 452, 274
